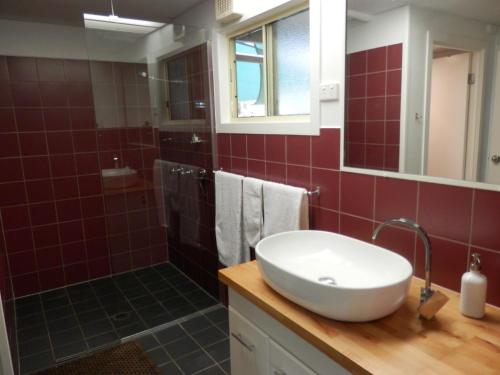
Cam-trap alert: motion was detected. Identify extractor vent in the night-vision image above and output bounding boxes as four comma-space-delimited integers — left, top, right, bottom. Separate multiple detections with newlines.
215, 0, 242, 24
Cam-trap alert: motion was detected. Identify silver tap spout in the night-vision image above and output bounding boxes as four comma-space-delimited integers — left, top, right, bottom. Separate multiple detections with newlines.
372, 218, 432, 303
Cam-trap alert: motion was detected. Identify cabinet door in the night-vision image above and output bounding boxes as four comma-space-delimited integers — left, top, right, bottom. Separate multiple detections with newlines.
269, 339, 317, 375
229, 307, 269, 375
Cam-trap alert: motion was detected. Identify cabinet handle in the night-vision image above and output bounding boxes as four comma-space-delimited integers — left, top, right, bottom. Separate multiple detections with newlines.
231, 332, 255, 352
274, 370, 287, 375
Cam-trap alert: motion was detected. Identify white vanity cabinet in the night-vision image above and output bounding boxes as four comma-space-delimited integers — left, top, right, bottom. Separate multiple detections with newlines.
228, 289, 351, 375
229, 308, 269, 375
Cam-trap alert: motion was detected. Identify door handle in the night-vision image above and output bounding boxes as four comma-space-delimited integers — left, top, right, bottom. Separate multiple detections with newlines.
492, 155, 500, 164
274, 370, 287, 375
231, 332, 255, 352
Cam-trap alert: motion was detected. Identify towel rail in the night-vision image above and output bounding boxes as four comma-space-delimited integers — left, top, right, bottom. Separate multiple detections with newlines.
213, 169, 320, 197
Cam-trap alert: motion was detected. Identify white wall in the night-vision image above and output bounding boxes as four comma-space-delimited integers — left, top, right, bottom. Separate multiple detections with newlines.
347, 6, 408, 54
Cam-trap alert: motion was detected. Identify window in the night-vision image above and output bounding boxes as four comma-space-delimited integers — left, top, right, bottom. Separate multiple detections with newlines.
230, 8, 310, 119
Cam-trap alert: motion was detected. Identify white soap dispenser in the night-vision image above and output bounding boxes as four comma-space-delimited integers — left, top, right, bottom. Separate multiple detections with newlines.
459, 253, 487, 318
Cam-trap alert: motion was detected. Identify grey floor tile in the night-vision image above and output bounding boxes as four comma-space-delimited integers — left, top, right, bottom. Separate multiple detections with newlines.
86, 331, 119, 349
154, 289, 180, 302
53, 340, 87, 360
67, 285, 95, 303
181, 316, 212, 334
19, 335, 51, 358
45, 305, 74, 322
17, 313, 45, 331
137, 303, 166, 319
143, 312, 174, 328
104, 301, 134, 316
163, 336, 199, 359
169, 304, 197, 319
77, 308, 108, 324
18, 324, 48, 343
81, 318, 114, 338
121, 285, 149, 299
129, 294, 157, 309
16, 303, 43, 318
41, 289, 67, 302
136, 334, 160, 351
16, 295, 41, 309
20, 350, 54, 374
99, 293, 128, 307
192, 326, 226, 347
42, 295, 70, 311
216, 321, 229, 336
146, 347, 171, 366
158, 362, 183, 375
175, 349, 215, 375
205, 339, 230, 362
155, 325, 186, 345
204, 308, 228, 324
219, 359, 231, 374
73, 298, 102, 313
116, 322, 146, 338
47, 316, 79, 333
196, 365, 226, 375
50, 326, 84, 347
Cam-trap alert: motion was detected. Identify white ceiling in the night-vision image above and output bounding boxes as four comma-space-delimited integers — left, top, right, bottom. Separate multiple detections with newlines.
0, 0, 205, 26
348, 0, 500, 25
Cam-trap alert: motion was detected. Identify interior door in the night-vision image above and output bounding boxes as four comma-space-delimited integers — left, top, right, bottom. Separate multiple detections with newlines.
427, 51, 471, 180
485, 50, 500, 184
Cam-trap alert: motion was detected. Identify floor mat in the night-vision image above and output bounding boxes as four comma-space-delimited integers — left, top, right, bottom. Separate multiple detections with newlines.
36, 342, 159, 375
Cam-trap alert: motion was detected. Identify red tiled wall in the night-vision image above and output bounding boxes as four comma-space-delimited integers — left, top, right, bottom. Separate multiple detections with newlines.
217, 129, 500, 307
0, 56, 168, 297
345, 43, 402, 171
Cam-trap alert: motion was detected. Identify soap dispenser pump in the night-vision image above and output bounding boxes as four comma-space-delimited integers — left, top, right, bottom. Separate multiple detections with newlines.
459, 253, 487, 319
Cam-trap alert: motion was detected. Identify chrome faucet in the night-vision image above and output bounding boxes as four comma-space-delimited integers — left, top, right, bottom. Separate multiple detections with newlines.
372, 218, 433, 303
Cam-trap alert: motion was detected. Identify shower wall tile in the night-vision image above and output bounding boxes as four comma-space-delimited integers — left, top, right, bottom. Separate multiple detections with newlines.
0, 55, 168, 297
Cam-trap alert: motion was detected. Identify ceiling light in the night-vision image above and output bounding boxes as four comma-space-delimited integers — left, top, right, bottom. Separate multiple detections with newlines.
83, 0, 165, 34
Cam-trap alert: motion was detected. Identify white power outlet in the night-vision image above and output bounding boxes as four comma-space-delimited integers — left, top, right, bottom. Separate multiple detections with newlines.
319, 82, 340, 101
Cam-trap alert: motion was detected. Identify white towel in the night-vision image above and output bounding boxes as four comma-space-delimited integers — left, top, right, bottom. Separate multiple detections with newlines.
262, 181, 309, 237
243, 177, 264, 249
215, 171, 247, 266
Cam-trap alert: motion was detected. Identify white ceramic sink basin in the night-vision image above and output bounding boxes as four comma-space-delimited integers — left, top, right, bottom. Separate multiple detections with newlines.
101, 166, 138, 189
256, 230, 413, 322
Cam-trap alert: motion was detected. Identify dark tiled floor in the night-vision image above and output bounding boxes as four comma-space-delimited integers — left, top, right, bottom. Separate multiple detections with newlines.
139, 307, 230, 375
15, 263, 220, 374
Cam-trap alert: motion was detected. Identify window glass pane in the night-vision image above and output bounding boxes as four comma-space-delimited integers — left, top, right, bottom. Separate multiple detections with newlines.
235, 29, 266, 117
166, 56, 190, 120
272, 10, 310, 116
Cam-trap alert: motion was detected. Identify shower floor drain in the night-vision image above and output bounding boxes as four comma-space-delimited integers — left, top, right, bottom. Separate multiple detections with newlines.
111, 312, 131, 322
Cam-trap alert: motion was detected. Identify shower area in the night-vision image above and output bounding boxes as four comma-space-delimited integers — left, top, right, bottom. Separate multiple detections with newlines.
0, 9, 225, 375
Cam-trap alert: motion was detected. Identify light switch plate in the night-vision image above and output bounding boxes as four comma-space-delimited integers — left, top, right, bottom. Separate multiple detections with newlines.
319, 82, 339, 101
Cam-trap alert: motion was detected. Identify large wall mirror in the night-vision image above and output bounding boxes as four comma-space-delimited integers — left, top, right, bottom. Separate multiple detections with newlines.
344, 0, 500, 185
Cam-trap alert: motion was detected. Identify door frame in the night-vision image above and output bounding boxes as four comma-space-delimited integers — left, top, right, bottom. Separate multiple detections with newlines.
421, 30, 486, 180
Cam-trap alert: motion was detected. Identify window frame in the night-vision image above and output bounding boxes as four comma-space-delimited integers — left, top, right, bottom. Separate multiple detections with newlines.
227, 4, 311, 124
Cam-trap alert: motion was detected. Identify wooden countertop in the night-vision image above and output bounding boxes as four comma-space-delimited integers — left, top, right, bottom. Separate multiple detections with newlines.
219, 261, 500, 375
